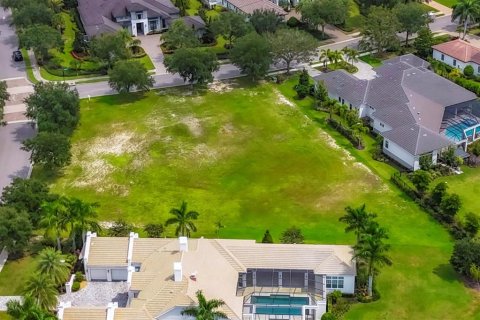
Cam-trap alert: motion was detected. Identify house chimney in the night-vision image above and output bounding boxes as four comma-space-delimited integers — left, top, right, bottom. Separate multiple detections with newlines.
179, 236, 188, 252
174, 262, 182, 282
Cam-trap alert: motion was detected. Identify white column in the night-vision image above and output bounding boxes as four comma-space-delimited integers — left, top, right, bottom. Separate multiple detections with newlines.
322, 275, 327, 300
106, 302, 118, 320
252, 271, 257, 287
242, 273, 247, 287
278, 271, 283, 287
107, 269, 112, 282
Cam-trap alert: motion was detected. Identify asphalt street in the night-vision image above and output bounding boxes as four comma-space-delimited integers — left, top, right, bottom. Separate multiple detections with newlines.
0, 122, 36, 193
0, 7, 26, 80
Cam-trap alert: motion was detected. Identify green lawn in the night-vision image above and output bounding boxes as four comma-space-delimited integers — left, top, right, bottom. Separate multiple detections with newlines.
360, 54, 383, 67
0, 255, 38, 295
0, 312, 13, 320
434, 0, 458, 7
20, 48, 38, 84
35, 78, 480, 319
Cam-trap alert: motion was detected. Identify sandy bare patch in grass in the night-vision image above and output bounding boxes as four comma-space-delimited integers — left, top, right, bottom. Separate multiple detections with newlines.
208, 81, 235, 93
181, 116, 202, 137
72, 131, 146, 193
219, 123, 235, 136
274, 89, 295, 108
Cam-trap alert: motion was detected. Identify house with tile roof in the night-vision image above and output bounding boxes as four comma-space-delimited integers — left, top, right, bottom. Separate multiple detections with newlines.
78, 0, 205, 38
57, 232, 356, 320
314, 54, 480, 171
218, 0, 287, 16
433, 39, 480, 75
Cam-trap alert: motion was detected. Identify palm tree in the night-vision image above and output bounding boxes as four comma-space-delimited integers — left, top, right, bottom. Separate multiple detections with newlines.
451, 0, 480, 39
354, 234, 392, 297
330, 50, 344, 67
67, 198, 101, 250
343, 48, 359, 67
165, 201, 199, 237
7, 296, 56, 320
319, 49, 331, 69
37, 247, 72, 286
23, 275, 58, 311
339, 204, 377, 244
181, 290, 228, 320
40, 198, 69, 251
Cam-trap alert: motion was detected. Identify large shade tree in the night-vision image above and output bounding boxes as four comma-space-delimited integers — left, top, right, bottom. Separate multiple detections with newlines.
22, 132, 72, 170
0, 207, 33, 259
452, 0, 480, 39
298, 0, 349, 38
394, 2, 428, 45
230, 32, 272, 80
181, 290, 227, 320
268, 29, 318, 74
164, 48, 219, 86
162, 19, 200, 51
211, 12, 250, 48
19, 25, 63, 63
359, 6, 400, 55
108, 60, 154, 93
165, 201, 199, 237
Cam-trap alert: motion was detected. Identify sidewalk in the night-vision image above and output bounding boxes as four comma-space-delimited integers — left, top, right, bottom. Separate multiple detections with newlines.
426, 0, 453, 15
0, 248, 7, 273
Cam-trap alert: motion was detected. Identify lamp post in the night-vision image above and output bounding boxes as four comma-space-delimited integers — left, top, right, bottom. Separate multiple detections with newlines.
63, 68, 68, 82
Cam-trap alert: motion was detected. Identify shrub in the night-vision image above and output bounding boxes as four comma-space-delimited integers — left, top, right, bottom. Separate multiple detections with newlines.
464, 65, 474, 78
440, 193, 461, 223
450, 237, 480, 277
321, 312, 336, 320
464, 212, 480, 236
280, 226, 304, 244
287, 17, 300, 28
72, 281, 80, 292
75, 272, 85, 282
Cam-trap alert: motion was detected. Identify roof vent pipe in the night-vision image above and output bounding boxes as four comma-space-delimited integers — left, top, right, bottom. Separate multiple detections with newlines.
174, 262, 182, 282
179, 236, 188, 252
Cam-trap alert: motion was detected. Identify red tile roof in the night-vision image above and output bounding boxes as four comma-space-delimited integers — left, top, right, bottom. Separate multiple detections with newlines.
433, 39, 480, 64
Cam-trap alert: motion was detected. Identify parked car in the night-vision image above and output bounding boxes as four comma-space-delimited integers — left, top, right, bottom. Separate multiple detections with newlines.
12, 50, 23, 62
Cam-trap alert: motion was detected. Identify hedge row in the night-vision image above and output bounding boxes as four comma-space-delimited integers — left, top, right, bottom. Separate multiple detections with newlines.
327, 118, 363, 149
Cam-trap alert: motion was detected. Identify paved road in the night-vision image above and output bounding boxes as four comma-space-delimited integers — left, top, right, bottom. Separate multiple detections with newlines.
0, 123, 36, 193
0, 7, 25, 80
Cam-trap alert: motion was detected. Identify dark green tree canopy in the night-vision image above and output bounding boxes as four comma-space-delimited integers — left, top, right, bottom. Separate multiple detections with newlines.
268, 28, 318, 74
144, 223, 165, 238
262, 230, 274, 243
359, 6, 400, 55
411, 170, 432, 195
25, 82, 80, 135
230, 32, 272, 80
211, 12, 250, 47
109, 219, 134, 237
165, 48, 219, 85
394, 2, 428, 45
450, 237, 480, 277
12, 1, 53, 28
280, 226, 305, 244
22, 132, 72, 170
0, 207, 33, 259
250, 9, 282, 34
90, 32, 131, 69
298, 0, 349, 37
1, 178, 51, 226
162, 19, 200, 51
19, 24, 63, 62
440, 193, 462, 222
108, 60, 154, 93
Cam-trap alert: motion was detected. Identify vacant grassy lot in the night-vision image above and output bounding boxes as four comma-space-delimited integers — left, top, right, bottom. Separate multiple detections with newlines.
39, 79, 480, 319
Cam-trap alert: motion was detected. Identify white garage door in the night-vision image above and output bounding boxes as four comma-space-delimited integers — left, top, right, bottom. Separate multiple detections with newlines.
89, 268, 108, 281
111, 269, 128, 281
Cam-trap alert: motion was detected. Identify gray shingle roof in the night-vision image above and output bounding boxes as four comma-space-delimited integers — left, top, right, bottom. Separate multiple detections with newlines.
78, 0, 179, 37
313, 71, 368, 107
315, 54, 477, 156
382, 124, 452, 155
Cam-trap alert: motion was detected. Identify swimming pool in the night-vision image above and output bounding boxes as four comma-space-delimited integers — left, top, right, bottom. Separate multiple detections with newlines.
445, 119, 477, 141
251, 295, 309, 316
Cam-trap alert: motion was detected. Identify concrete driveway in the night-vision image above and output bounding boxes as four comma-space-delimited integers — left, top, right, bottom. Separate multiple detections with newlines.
0, 122, 36, 193
0, 7, 26, 80
138, 35, 167, 74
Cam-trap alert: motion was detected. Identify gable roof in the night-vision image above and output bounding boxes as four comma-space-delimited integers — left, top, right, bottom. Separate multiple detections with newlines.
315, 54, 477, 155
78, 0, 179, 37
433, 39, 480, 64
382, 124, 452, 155
226, 0, 286, 15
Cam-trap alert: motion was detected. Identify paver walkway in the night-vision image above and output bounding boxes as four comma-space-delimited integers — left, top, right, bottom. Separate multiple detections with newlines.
3, 77, 33, 122
138, 34, 167, 74
59, 282, 129, 307
0, 248, 7, 273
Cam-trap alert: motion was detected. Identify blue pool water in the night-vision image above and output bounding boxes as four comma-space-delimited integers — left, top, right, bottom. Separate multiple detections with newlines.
251, 295, 309, 316
445, 119, 477, 141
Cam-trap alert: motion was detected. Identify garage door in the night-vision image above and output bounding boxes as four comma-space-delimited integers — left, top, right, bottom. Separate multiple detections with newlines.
111, 269, 128, 281
89, 268, 108, 281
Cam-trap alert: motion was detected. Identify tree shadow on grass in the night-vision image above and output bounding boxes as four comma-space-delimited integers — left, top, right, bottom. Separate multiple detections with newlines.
433, 264, 461, 283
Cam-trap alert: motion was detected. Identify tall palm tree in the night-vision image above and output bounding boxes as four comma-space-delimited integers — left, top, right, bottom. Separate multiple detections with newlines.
181, 290, 228, 320
165, 201, 199, 237
40, 198, 69, 251
23, 275, 58, 311
319, 49, 331, 69
37, 247, 72, 286
342, 48, 359, 67
354, 234, 392, 297
330, 50, 344, 67
339, 204, 377, 244
7, 296, 56, 320
67, 198, 101, 250
452, 0, 480, 39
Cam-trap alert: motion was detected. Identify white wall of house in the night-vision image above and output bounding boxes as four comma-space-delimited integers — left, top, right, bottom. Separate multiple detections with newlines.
325, 275, 355, 295
433, 49, 480, 75
131, 10, 149, 36
383, 139, 418, 170
371, 116, 392, 133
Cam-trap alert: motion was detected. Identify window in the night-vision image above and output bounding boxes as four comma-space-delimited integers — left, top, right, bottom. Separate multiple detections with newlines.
441, 54, 444, 61
136, 11, 143, 19
380, 123, 384, 128
341, 98, 345, 105
338, 96, 341, 102
149, 19, 158, 31
326, 276, 344, 289
385, 140, 389, 149
453, 59, 457, 67
349, 103, 352, 110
